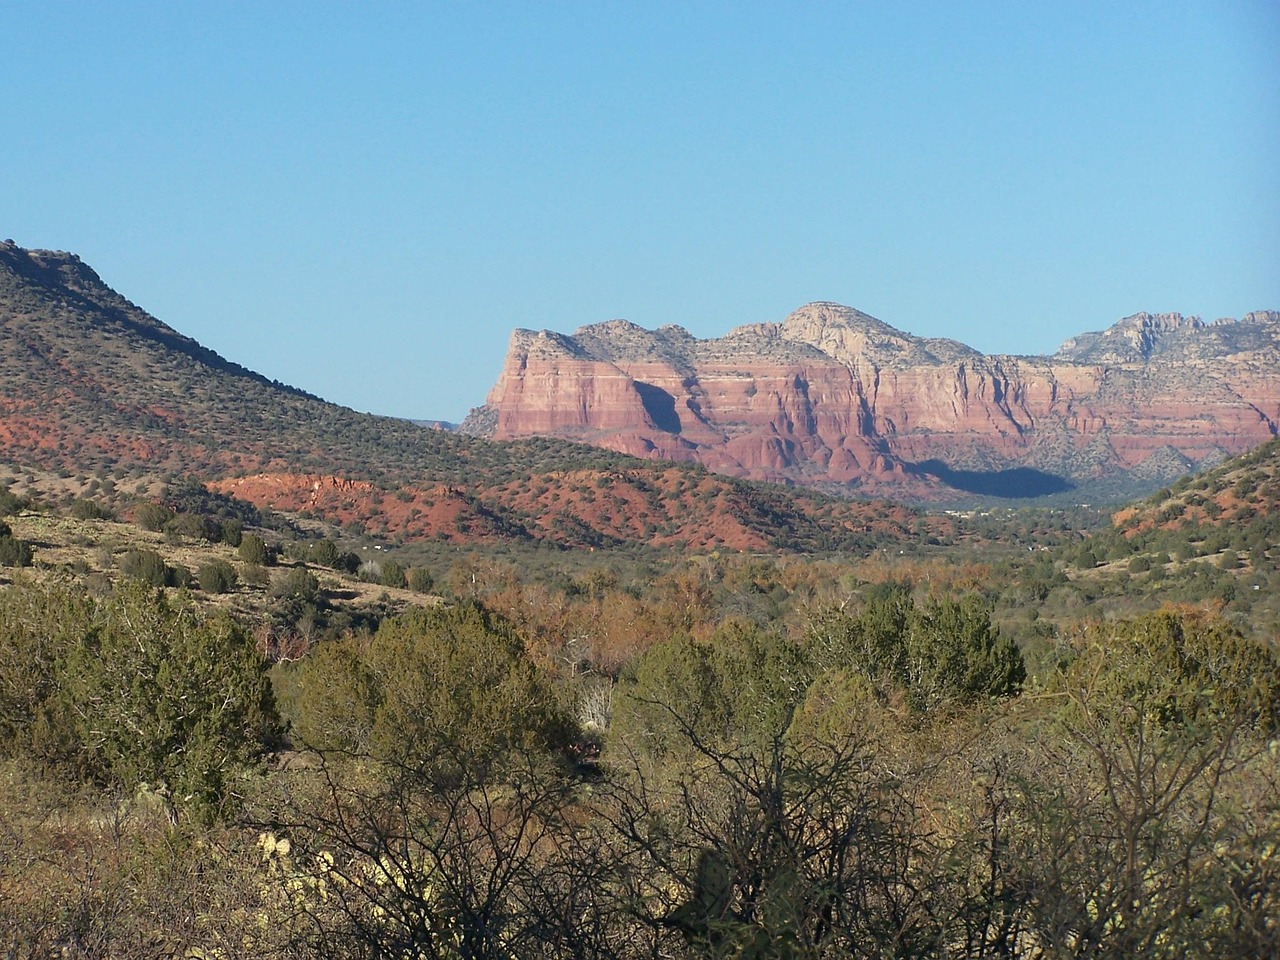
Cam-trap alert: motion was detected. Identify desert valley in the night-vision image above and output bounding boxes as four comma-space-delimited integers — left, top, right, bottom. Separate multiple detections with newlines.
1, 242, 1278, 957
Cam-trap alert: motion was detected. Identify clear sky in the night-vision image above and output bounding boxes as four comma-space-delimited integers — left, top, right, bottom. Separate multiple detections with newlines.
5, 2, 1278, 423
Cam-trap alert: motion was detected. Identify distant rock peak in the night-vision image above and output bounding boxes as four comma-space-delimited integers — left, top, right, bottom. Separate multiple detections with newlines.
1110, 312, 1204, 359
508, 328, 590, 360
1, 243, 105, 295
1243, 310, 1280, 325
481, 300, 1280, 500
1050, 311, 1258, 362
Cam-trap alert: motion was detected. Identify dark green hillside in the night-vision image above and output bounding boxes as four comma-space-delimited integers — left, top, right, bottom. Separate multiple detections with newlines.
0, 241, 628, 483
0, 242, 941, 553
1006, 437, 1280, 640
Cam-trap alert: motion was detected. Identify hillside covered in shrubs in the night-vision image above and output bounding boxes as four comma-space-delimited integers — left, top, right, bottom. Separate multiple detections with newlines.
2, 438, 1279, 956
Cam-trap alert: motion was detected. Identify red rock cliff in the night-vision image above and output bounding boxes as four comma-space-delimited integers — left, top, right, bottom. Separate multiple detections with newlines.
468, 303, 1280, 498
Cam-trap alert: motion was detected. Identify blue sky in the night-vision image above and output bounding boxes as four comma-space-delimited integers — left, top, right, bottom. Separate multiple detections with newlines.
5, 2, 1277, 422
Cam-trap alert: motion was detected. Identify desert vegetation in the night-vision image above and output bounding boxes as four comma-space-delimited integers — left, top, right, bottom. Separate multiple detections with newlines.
1, 441, 1279, 958
0, 571, 1275, 958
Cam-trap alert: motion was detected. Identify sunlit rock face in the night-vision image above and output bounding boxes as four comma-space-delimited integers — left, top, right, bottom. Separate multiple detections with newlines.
469, 302, 1280, 499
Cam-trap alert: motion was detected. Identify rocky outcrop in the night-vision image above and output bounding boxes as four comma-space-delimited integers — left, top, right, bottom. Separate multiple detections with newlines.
467, 303, 1280, 499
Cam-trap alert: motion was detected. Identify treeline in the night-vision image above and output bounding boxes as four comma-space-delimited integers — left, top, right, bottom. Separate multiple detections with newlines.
1, 574, 1277, 958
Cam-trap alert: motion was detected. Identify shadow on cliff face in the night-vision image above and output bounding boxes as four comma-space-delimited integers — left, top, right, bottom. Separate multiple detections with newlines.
634, 381, 682, 434
907, 459, 1075, 498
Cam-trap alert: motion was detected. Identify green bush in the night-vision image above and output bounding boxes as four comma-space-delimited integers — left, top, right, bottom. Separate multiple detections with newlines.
0, 580, 279, 818
380, 559, 407, 589
611, 618, 817, 760
63, 582, 279, 815
903, 596, 1026, 710
134, 501, 173, 532
307, 539, 340, 568
70, 498, 108, 521
807, 589, 1024, 712
0, 535, 33, 568
270, 567, 320, 604
220, 518, 243, 547
119, 548, 169, 587
167, 563, 192, 589
1056, 608, 1280, 731
241, 563, 270, 587
165, 512, 216, 542
291, 602, 572, 783
237, 533, 270, 566
406, 567, 434, 594
0, 487, 24, 516
612, 634, 730, 759
197, 559, 238, 594
0, 580, 93, 765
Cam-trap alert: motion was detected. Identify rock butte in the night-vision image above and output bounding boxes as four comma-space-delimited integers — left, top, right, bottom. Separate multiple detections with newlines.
466, 302, 1280, 499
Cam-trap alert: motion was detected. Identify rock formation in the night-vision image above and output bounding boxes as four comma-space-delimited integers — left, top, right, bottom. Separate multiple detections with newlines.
466, 303, 1280, 499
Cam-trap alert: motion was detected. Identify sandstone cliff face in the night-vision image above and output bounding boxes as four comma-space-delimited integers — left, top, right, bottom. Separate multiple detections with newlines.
468, 303, 1280, 499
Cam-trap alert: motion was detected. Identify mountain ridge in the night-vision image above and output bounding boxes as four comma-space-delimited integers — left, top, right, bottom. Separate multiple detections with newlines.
0, 240, 317, 399
467, 301, 1280, 500
0, 242, 939, 552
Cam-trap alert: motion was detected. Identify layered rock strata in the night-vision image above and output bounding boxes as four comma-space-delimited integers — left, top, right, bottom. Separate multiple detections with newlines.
468, 303, 1280, 498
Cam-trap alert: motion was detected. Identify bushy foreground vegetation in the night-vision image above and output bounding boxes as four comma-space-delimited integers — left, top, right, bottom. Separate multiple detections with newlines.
1, 568, 1277, 959
0, 580, 278, 819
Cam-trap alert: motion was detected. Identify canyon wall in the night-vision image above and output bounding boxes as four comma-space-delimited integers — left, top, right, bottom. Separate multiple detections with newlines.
468, 303, 1280, 499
